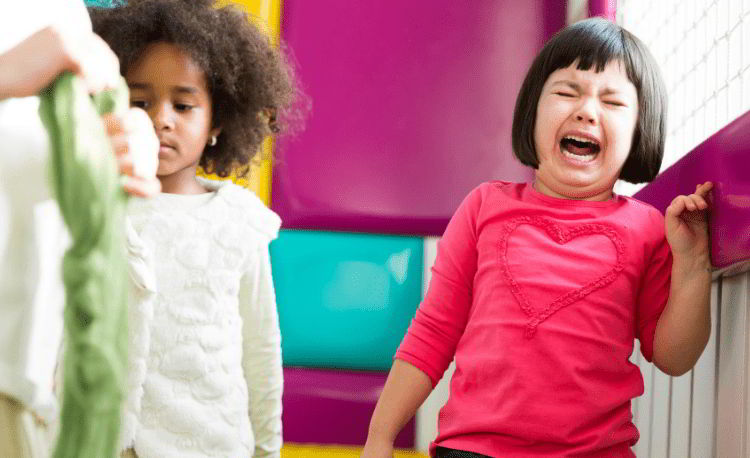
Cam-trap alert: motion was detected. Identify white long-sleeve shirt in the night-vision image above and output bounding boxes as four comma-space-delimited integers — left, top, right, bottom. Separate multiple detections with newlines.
121, 178, 283, 458
0, 0, 91, 423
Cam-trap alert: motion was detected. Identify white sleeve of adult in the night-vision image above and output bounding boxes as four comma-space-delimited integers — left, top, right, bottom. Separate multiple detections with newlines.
0, 0, 90, 55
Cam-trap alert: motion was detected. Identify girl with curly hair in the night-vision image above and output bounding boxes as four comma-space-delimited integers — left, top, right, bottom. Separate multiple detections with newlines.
89, 1, 298, 456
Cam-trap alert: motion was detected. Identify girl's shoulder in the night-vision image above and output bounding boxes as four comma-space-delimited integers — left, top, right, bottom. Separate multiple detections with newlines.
451, 180, 521, 212
619, 194, 664, 216
466, 180, 524, 205
461, 180, 518, 199
482, 180, 527, 194
618, 195, 667, 236
201, 178, 282, 241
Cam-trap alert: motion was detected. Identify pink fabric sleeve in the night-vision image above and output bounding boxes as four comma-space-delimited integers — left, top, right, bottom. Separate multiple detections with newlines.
394, 185, 484, 387
635, 209, 673, 362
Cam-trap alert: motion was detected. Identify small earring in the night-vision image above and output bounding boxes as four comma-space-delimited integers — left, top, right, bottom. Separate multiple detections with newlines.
209, 135, 217, 146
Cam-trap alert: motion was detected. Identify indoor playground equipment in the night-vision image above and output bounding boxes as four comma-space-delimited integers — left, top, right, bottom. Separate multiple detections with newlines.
268, 1, 562, 456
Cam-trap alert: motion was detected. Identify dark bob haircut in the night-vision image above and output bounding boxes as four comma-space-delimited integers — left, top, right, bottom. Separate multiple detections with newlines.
90, 0, 300, 178
511, 17, 667, 184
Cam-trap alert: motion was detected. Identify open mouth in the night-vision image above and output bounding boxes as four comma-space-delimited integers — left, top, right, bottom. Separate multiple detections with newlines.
560, 135, 600, 163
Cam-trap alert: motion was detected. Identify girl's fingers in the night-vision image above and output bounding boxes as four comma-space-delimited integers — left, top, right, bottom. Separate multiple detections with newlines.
123, 108, 160, 179
667, 197, 686, 217
122, 182, 148, 198
116, 153, 134, 176
688, 194, 708, 210
102, 113, 125, 136
139, 178, 162, 197
122, 177, 161, 198
683, 196, 697, 212
672, 182, 713, 214
103, 111, 142, 137
695, 181, 713, 197
110, 134, 129, 158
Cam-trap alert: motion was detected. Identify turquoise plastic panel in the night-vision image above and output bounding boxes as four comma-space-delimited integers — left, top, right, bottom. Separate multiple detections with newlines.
271, 230, 423, 371
84, 0, 123, 7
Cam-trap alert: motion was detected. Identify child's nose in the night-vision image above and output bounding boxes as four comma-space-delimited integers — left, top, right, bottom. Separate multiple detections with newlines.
575, 113, 596, 124
151, 103, 175, 131
575, 100, 598, 125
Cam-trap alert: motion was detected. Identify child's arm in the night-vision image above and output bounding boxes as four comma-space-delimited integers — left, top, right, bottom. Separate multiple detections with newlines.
363, 184, 488, 456
652, 182, 713, 376
363, 359, 433, 457
239, 243, 283, 458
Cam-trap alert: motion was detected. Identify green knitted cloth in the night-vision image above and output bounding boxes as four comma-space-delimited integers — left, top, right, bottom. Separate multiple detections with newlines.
39, 73, 129, 458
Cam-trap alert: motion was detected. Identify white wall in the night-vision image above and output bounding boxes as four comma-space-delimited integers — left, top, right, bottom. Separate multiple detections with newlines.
615, 0, 750, 197
567, 0, 589, 25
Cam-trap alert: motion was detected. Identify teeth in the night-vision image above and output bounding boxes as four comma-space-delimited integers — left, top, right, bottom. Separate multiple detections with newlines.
562, 146, 596, 162
563, 135, 599, 146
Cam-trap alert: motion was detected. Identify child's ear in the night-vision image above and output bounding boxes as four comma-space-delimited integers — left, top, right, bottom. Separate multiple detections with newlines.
210, 126, 223, 138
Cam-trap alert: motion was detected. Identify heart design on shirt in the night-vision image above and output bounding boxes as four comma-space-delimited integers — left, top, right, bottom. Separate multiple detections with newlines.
498, 216, 626, 338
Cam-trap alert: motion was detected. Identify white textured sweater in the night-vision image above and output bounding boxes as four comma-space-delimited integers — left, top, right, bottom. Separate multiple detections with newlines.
121, 178, 283, 457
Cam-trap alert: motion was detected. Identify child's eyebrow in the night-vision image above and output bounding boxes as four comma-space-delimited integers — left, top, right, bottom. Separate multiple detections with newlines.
173, 86, 199, 95
127, 82, 151, 90
550, 80, 581, 91
125, 83, 199, 95
550, 80, 625, 96
599, 87, 624, 96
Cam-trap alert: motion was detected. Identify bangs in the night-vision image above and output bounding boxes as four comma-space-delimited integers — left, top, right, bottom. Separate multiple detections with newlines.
542, 18, 643, 90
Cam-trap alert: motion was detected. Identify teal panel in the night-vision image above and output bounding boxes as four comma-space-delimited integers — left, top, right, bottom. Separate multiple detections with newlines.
271, 230, 423, 371
84, 0, 124, 7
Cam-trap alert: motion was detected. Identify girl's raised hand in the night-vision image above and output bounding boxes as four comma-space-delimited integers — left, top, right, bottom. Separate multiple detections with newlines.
102, 108, 161, 198
665, 181, 713, 263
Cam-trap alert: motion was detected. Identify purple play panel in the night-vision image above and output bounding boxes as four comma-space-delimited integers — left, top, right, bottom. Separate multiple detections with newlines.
634, 110, 750, 269
282, 367, 415, 448
273, 0, 565, 235
589, 0, 617, 21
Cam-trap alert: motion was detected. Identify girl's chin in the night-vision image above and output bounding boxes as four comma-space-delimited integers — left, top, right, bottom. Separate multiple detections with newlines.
155, 166, 174, 177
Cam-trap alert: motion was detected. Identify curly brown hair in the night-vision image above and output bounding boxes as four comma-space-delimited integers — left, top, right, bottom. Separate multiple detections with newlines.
90, 0, 299, 178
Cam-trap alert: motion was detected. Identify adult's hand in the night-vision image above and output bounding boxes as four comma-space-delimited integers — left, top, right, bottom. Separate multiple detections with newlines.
0, 25, 120, 100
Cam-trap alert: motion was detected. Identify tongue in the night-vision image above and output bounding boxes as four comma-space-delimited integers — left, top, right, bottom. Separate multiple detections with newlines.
564, 143, 595, 156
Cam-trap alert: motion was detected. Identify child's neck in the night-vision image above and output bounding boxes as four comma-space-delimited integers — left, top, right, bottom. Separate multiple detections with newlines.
533, 180, 613, 202
158, 166, 209, 195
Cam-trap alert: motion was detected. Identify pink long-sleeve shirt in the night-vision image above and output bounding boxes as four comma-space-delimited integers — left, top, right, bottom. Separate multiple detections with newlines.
395, 181, 672, 457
